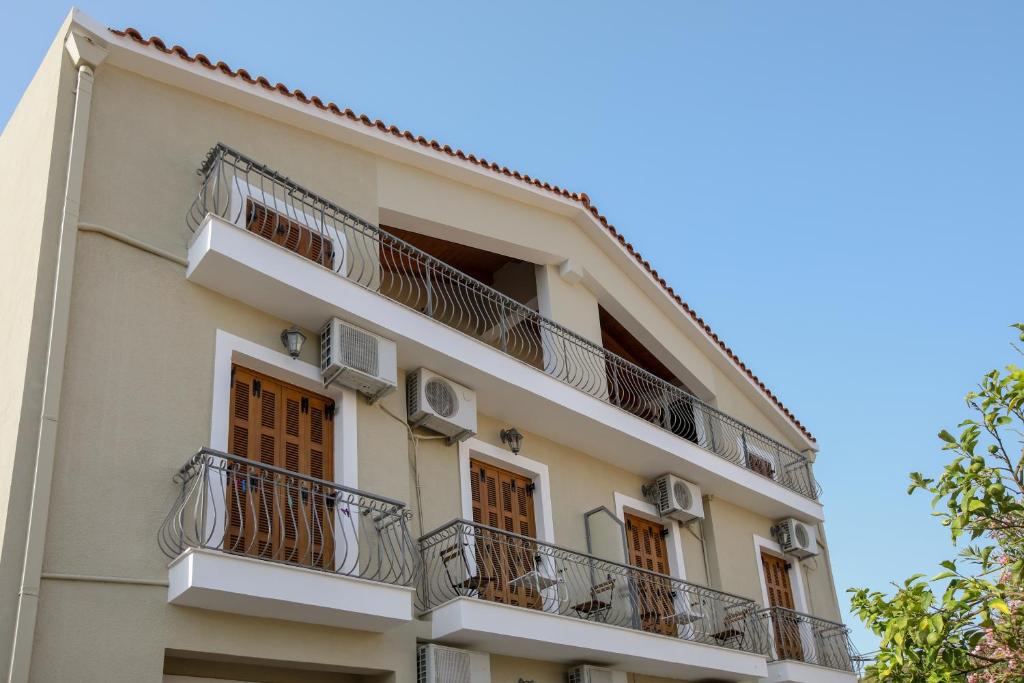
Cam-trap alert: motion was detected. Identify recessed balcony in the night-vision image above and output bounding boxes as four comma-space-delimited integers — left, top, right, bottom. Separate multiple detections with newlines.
159, 449, 418, 631
185, 143, 823, 522
755, 607, 861, 683
417, 519, 770, 681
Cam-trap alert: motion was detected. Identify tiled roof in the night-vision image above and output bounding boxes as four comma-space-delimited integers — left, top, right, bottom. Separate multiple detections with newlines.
109, 26, 816, 445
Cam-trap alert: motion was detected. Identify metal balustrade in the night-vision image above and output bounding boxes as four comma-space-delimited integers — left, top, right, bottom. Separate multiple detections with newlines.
418, 519, 771, 656
158, 449, 418, 586
187, 143, 819, 500
755, 606, 861, 673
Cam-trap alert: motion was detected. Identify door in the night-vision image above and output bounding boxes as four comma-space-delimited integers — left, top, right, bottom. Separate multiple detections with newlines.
226, 365, 335, 569
469, 459, 540, 609
761, 552, 804, 661
625, 513, 677, 636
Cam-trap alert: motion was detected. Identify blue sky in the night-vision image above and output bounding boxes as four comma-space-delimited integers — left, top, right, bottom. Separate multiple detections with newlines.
5, 1, 1023, 657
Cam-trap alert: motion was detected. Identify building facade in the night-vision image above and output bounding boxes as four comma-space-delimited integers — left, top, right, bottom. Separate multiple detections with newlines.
0, 11, 858, 683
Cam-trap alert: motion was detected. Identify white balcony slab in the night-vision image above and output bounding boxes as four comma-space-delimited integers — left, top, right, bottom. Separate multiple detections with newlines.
761, 660, 859, 683
426, 597, 767, 681
187, 215, 824, 523
167, 548, 414, 631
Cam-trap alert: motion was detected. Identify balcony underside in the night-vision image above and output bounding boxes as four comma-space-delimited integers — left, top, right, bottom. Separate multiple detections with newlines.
425, 597, 767, 680
187, 215, 824, 522
762, 660, 859, 683
167, 548, 415, 631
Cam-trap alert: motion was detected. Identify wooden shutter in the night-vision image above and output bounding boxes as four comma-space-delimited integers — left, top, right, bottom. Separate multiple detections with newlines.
226, 365, 334, 568
625, 513, 676, 635
468, 459, 539, 609
761, 551, 804, 661
245, 199, 334, 269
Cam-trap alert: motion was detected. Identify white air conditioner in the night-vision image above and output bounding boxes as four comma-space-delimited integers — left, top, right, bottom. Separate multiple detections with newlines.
774, 518, 819, 558
417, 644, 472, 683
320, 318, 397, 401
568, 665, 619, 683
407, 368, 477, 442
648, 474, 704, 522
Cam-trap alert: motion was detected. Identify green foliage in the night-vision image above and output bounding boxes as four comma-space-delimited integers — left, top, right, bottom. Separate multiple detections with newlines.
849, 324, 1024, 681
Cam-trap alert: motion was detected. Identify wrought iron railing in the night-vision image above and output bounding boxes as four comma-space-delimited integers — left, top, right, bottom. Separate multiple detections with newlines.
158, 448, 418, 587
755, 606, 860, 673
187, 143, 819, 500
418, 519, 771, 656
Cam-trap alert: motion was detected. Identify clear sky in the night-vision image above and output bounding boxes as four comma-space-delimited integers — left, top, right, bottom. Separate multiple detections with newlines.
4, 1, 1022, 658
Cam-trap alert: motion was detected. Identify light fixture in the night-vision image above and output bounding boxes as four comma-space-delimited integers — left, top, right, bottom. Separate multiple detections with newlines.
280, 326, 307, 359
500, 427, 524, 455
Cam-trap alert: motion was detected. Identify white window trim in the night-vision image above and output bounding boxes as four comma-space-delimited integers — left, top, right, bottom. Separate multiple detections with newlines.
613, 492, 687, 581
457, 437, 554, 544
210, 329, 358, 489
752, 534, 809, 613
754, 534, 820, 662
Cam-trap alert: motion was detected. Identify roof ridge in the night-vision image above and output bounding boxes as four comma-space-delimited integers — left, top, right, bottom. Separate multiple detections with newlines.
108, 26, 816, 444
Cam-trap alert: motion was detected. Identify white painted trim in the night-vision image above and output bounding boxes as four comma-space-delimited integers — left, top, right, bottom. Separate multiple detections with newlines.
429, 597, 768, 680
457, 438, 554, 544
753, 534, 819, 664
613, 492, 687, 582
752, 534, 809, 614
210, 329, 358, 487
189, 216, 826, 523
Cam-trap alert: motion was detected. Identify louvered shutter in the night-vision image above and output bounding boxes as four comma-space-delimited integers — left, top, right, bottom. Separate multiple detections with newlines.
625, 513, 675, 635
226, 365, 334, 568
761, 552, 803, 660
245, 199, 334, 268
468, 459, 538, 608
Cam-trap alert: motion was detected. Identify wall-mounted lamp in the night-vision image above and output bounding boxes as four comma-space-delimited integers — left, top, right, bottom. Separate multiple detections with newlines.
280, 326, 307, 359
500, 427, 524, 455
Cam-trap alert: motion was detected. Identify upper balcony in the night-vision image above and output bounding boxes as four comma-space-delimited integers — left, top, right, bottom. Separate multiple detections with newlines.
159, 449, 418, 630
185, 144, 823, 521
418, 519, 770, 680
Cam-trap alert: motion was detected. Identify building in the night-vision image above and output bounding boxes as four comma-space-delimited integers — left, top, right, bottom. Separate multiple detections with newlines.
0, 10, 859, 683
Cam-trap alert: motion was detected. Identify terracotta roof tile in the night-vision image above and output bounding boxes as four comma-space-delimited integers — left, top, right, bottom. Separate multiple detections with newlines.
108, 26, 816, 445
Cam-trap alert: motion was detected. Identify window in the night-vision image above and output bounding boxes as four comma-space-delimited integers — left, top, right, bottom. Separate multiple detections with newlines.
625, 513, 676, 636
245, 199, 334, 268
225, 365, 335, 568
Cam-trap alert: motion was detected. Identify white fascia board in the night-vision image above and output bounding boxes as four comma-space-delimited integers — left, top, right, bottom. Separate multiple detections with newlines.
167, 548, 414, 631
187, 216, 824, 523
71, 8, 816, 453
761, 660, 859, 683
429, 597, 767, 681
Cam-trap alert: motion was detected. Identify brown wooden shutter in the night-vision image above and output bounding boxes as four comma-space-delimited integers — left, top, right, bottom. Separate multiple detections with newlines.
625, 513, 675, 635
226, 365, 334, 568
468, 459, 539, 609
761, 552, 804, 660
245, 199, 334, 268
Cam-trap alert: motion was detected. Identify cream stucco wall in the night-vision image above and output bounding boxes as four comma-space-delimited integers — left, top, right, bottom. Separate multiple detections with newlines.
5, 24, 843, 681
0, 15, 78, 672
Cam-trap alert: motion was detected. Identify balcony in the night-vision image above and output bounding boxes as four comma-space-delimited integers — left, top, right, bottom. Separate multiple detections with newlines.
159, 449, 418, 631
417, 520, 770, 680
185, 144, 821, 519
755, 607, 861, 683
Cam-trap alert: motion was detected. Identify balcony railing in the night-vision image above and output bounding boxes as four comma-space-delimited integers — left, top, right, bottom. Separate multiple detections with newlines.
158, 448, 418, 587
187, 143, 819, 500
418, 519, 771, 656
755, 606, 861, 673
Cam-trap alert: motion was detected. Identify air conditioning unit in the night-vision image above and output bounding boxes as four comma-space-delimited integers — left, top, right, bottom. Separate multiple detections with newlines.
774, 518, 819, 558
568, 665, 616, 683
407, 368, 477, 442
647, 474, 704, 522
417, 644, 472, 683
320, 318, 397, 401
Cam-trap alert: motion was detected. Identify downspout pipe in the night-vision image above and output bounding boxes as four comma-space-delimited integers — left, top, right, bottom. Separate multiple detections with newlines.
7, 30, 107, 683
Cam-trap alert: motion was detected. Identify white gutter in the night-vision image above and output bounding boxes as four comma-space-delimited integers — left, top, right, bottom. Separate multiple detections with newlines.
6, 30, 108, 683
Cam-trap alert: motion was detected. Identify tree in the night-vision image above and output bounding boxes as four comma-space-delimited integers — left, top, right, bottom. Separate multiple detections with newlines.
849, 324, 1024, 682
